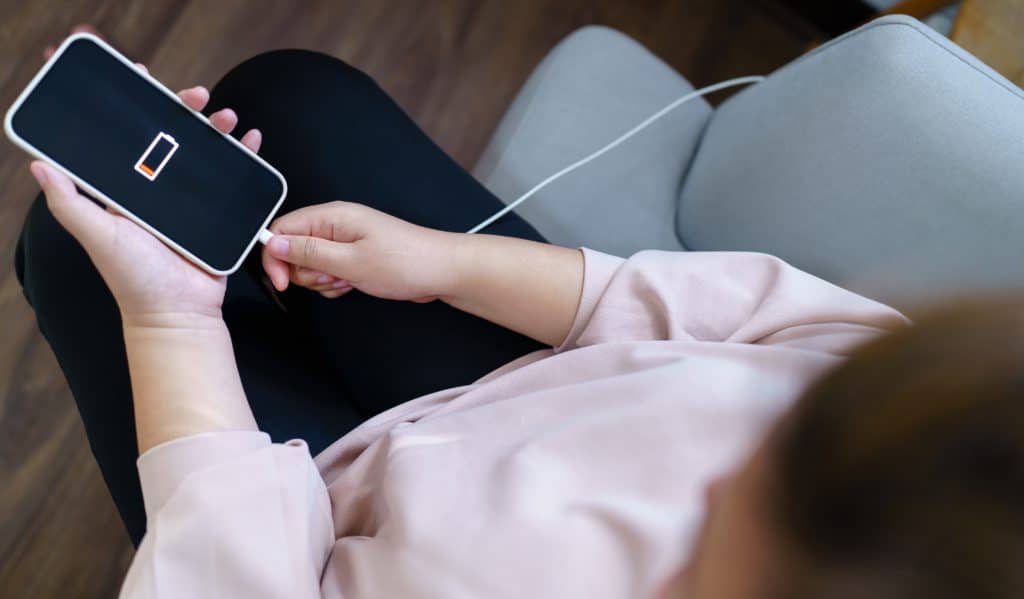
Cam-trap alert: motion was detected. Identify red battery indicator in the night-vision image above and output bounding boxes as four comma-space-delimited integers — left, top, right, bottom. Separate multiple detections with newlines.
134, 132, 179, 181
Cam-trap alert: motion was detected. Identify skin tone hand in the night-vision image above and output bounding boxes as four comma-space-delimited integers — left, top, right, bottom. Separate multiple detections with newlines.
31, 27, 262, 451
261, 202, 585, 347
261, 201, 461, 302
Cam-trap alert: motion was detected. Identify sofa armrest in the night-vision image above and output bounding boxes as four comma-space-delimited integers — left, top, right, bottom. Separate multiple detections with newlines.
473, 26, 711, 255
678, 16, 1024, 307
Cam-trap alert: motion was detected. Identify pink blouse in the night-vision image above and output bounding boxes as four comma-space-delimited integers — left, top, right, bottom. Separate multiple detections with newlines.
120, 249, 908, 598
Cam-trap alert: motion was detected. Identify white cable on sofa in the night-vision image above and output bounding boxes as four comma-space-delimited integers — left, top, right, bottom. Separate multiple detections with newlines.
467, 75, 766, 234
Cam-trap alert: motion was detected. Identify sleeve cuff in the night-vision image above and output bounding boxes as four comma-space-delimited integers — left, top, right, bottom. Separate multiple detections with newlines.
554, 248, 624, 353
137, 430, 272, 519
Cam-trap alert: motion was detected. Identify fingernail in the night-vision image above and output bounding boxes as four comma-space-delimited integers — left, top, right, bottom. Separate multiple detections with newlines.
29, 162, 48, 187
316, 274, 331, 284
332, 280, 349, 289
268, 236, 289, 256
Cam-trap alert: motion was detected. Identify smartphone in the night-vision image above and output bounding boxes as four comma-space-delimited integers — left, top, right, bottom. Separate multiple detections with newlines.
4, 33, 287, 275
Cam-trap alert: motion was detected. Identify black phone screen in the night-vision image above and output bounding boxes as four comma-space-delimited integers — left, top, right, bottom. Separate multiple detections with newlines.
9, 37, 286, 272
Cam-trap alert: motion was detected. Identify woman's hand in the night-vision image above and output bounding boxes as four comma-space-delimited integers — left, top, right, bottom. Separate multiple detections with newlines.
263, 202, 584, 346
31, 86, 262, 327
262, 202, 462, 302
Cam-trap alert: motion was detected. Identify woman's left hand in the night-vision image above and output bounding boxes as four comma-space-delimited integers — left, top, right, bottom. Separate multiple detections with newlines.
30, 85, 263, 328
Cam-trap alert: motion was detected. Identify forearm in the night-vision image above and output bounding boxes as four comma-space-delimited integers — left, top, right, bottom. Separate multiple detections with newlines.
122, 313, 257, 453
445, 234, 584, 346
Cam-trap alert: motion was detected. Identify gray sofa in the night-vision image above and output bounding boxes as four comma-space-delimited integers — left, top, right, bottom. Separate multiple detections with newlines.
474, 16, 1024, 310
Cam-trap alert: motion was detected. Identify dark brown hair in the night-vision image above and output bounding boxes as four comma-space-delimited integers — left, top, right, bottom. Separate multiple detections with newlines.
771, 298, 1024, 599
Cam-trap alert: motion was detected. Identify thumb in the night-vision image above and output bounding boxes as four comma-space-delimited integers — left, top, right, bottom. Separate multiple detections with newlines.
265, 234, 354, 275
30, 161, 113, 248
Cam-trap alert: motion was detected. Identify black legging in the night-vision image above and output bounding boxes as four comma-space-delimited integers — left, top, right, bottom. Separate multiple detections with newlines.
14, 50, 546, 546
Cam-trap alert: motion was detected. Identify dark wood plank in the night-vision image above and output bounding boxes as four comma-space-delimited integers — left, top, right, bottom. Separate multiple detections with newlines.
775, 0, 875, 35
0, 1, 810, 596
0, 2, 191, 597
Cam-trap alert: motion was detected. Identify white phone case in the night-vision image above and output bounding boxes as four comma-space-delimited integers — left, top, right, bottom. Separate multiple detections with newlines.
4, 32, 288, 276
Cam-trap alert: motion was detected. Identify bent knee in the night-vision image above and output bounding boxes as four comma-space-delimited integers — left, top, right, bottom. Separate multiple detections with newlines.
212, 48, 375, 103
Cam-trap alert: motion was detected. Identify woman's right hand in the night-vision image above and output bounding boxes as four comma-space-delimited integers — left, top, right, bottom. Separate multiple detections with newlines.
262, 202, 463, 302
265, 201, 584, 346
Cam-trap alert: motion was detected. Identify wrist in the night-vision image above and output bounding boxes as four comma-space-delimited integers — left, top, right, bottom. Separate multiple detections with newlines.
442, 232, 477, 304
119, 308, 254, 454
121, 309, 225, 334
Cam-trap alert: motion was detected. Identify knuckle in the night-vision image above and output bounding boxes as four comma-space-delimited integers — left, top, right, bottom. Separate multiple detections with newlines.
299, 237, 319, 263
330, 200, 358, 218
333, 200, 360, 214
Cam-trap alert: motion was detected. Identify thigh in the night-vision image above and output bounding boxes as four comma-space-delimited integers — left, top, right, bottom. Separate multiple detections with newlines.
16, 195, 364, 546
207, 50, 547, 417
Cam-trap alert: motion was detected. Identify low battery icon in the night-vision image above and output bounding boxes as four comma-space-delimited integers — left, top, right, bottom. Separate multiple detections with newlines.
134, 132, 179, 181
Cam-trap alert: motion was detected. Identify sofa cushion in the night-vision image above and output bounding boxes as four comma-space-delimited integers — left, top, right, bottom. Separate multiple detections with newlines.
678, 16, 1024, 307
474, 26, 711, 255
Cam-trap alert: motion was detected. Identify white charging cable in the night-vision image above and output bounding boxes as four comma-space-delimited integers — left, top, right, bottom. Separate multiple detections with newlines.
466, 75, 766, 234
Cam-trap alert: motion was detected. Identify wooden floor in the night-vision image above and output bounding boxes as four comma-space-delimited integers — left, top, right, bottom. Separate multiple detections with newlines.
0, 1, 811, 596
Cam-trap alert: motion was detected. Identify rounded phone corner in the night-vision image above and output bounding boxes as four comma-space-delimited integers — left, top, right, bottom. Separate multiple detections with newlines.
202, 261, 242, 277
4, 107, 20, 149
4, 31, 105, 154
62, 31, 103, 48
183, 246, 243, 277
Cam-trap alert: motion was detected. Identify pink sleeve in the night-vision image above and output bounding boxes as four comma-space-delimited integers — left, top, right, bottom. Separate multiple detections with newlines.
119, 431, 333, 598
557, 249, 909, 355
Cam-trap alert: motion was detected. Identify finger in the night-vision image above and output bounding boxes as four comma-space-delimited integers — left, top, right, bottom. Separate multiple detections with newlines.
319, 285, 353, 299
177, 86, 209, 111
302, 275, 350, 293
266, 234, 355, 275
71, 24, 101, 36
30, 161, 114, 248
262, 246, 291, 292
291, 266, 338, 288
134, 62, 149, 74
307, 282, 345, 293
239, 128, 262, 153
324, 279, 352, 291
311, 283, 343, 293
208, 108, 238, 134
291, 265, 331, 286
270, 201, 365, 242
44, 46, 56, 60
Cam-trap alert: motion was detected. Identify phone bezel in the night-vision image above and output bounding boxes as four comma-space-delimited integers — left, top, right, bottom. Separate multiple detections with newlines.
4, 32, 289, 276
